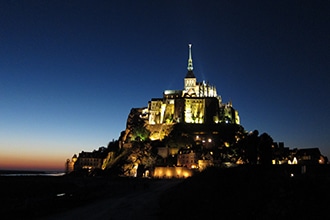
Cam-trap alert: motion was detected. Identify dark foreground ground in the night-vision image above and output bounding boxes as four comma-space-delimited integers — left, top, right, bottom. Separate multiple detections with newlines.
1, 165, 330, 219
159, 165, 330, 220
0, 174, 166, 220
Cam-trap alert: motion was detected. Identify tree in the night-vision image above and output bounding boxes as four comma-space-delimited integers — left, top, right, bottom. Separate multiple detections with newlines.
130, 125, 150, 142
121, 141, 157, 177
258, 133, 273, 167
245, 130, 259, 165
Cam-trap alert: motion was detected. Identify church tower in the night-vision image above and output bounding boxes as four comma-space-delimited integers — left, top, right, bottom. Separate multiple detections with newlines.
184, 44, 197, 94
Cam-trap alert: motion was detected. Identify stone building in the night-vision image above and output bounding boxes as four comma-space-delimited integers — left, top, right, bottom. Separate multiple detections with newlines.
125, 44, 240, 143
74, 147, 109, 171
147, 44, 239, 127
177, 147, 199, 169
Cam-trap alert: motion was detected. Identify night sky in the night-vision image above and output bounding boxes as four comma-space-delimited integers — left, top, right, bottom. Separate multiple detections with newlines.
1, 1, 329, 171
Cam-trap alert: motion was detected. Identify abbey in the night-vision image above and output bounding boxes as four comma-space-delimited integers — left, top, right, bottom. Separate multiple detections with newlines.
147, 44, 240, 126
66, 44, 328, 176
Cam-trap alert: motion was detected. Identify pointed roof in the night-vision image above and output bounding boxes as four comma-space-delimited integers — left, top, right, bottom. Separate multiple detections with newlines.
185, 44, 196, 78
185, 70, 195, 78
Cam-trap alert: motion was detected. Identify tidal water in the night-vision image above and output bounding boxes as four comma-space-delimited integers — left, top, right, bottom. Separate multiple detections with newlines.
0, 170, 65, 176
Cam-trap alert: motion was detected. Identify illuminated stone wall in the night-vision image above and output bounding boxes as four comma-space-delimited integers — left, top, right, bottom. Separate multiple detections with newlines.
147, 124, 173, 141
146, 97, 240, 127
184, 98, 205, 123
148, 99, 163, 124
235, 110, 240, 124
153, 166, 193, 178
164, 99, 175, 123
222, 104, 240, 124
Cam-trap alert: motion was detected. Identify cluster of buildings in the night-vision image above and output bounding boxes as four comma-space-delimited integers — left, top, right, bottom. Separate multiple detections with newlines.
66, 147, 112, 174
66, 143, 327, 177
66, 44, 327, 177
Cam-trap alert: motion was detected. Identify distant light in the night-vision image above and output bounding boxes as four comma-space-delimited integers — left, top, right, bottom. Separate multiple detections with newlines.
290, 173, 294, 177
288, 157, 298, 165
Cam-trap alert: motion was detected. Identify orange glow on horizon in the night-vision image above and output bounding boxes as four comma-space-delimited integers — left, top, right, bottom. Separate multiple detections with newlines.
0, 154, 66, 171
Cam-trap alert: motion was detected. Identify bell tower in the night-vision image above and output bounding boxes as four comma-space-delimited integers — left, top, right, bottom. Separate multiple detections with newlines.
184, 44, 196, 91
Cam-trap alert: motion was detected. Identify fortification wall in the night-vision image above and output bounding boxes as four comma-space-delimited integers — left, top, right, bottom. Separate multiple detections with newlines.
153, 166, 193, 178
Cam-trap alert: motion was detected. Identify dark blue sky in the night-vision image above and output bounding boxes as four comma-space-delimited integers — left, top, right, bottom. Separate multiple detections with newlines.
1, 0, 329, 170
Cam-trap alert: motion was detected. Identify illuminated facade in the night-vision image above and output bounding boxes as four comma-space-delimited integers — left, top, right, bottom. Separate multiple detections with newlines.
73, 147, 109, 171
177, 148, 199, 169
74, 151, 103, 170
147, 44, 240, 127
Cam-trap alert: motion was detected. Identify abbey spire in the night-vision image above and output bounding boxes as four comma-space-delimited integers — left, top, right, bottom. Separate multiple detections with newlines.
185, 43, 196, 79
187, 43, 193, 71
184, 44, 197, 91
